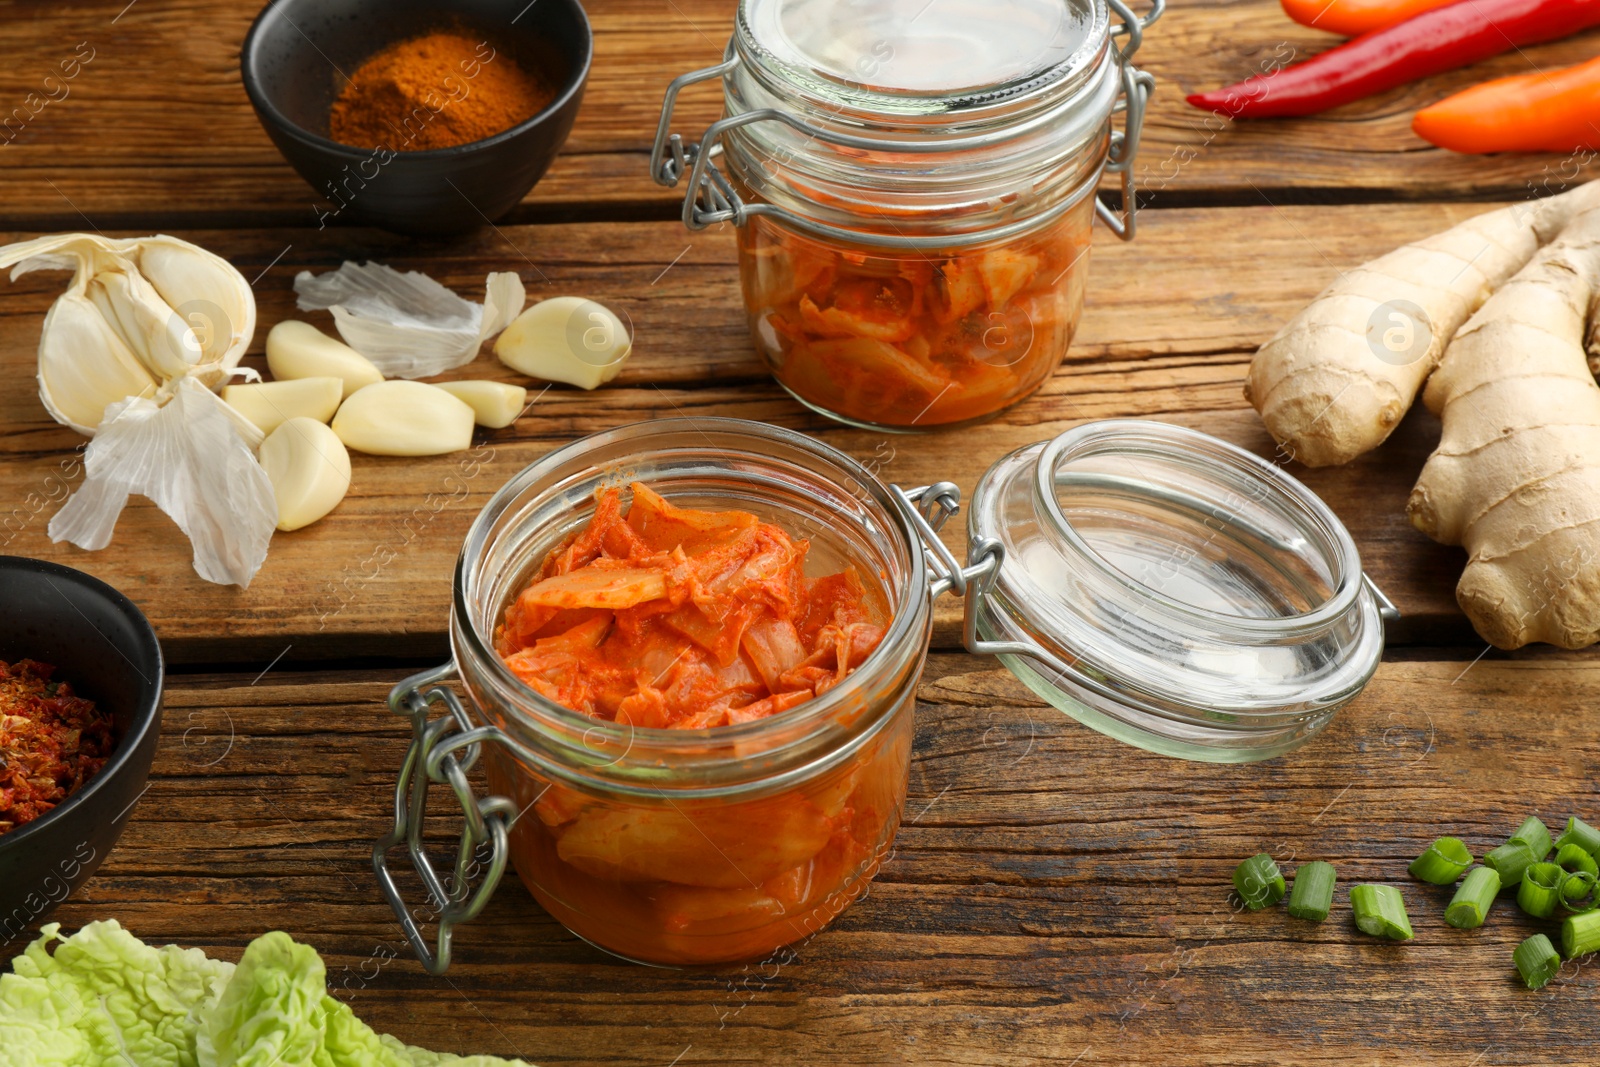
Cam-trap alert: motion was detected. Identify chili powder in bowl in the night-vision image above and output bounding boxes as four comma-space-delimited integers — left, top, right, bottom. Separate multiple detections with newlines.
0, 557, 163, 947
240, 0, 591, 236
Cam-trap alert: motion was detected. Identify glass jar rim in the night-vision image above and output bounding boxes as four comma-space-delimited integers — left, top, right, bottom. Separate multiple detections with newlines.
734, 0, 1112, 121
1032, 420, 1365, 640
450, 417, 931, 764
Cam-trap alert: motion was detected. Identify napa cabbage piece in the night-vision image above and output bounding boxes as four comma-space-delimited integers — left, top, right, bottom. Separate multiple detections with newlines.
0, 922, 534, 1067
0, 919, 234, 1067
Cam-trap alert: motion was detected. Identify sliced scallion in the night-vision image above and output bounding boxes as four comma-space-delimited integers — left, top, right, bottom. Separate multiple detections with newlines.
1514, 934, 1562, 990
1555, 816, 1600, 858
1287, 861, 1337, 922
1556, 842, 1599, 879
1234, 853, 1286, 910
1408, 837, 1472, 884
1510, 815, 1553, 860
1485, 841, 1539, 888
1444, 866, 1500, 929
1350, 884, 1413, 940
1517, 862, 1565, 919
1560, 870, 1597, 914
1560, 910, 1600, 959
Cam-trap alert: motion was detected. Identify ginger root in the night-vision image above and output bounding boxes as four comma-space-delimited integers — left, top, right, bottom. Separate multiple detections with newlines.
1408, 205, 1600, 649
1245, 183, 1600, 467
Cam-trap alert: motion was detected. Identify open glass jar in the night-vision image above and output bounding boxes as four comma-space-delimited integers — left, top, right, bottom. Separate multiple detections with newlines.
652, 0, 1160, 431
374, 417, 1392, 973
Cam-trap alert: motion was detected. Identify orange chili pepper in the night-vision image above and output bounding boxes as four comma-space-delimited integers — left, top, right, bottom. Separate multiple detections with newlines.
1280, 0, 1461, 36
1412, 55, 1600, 154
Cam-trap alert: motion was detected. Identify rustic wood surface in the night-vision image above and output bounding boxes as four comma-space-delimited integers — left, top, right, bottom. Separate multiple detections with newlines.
0, 0, 1595, 229
2, 0, 1598, 1063
23, 661, 1600, 1067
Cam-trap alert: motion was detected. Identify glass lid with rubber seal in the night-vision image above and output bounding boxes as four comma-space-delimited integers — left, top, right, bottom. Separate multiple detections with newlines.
956, 419, 1394, 762
736, 0, 1105, 111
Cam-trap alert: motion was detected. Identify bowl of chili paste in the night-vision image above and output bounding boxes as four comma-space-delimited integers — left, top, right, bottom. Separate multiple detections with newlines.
0, 557, 164, 948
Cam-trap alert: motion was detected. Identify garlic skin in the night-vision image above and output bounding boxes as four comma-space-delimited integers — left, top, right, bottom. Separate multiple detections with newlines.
331, 380, 475, 456
222, 377, 343, 435
433, 380, 528, 429
259, 417, 352, 532
294, 263, 525, 378
0, 233, 255, 436
495, 296, 632, 390
266, 320, 384, 398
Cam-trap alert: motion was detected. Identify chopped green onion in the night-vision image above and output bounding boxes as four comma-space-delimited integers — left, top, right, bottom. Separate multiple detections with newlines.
1234, 853, 1286, 910
1556, 843, 1599, 879
1560, 870, 1597, 914
1408, 837, 1472, 884
1560, 910, 1600, 959
1445, 866, 1501, 929
1517, 862, 1565, 919
1485, 841, 1539, 888
1287, 861, 1337, 922
1510, 815, 1553, 860
1556, 816, 1600, 858
1514, 934, 1562, 990
1350, 884, 1413, 940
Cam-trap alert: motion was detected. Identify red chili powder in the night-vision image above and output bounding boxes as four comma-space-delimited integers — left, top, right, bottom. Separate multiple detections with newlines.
328, 31, 556, 151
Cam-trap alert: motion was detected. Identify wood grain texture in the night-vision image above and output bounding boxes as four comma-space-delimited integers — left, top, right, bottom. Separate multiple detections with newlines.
0, 202, 1498, 663
0, 0, 1595, 230
8, 659, 1597, 1065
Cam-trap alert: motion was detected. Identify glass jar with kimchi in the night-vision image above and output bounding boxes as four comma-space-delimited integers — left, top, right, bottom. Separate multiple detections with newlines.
653, 0, 1160, 430
377, 419, 934, 970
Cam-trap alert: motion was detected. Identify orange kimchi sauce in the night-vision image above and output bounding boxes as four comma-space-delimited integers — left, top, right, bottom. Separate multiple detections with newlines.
739, 204, 1093, 428
490, 483, 912, 964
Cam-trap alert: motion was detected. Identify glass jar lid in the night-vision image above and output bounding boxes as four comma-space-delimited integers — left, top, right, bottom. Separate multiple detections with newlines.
738, 0, 1099, 107
956, 420, 1391, 762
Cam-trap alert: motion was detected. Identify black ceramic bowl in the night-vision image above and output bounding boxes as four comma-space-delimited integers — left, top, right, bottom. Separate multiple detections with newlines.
241, 0, 592, 236
0, 558, 163, 950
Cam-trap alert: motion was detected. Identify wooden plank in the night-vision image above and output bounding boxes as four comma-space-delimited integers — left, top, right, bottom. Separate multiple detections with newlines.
0, 201, 1499, 662
0, 0, 1594, 230
9, 657, 1598, 1064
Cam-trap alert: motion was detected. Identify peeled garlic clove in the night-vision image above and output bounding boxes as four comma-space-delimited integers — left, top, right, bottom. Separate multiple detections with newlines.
495, 296, 632, 390
222, 377, 343, 435
433, 380, 527, 429
259, 417, 352, 532
331, 380, 475, 456
267, 320, 383, 398
37, 291, 161, 435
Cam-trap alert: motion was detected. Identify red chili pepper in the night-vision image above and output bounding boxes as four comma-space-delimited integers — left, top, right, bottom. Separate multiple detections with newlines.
1187, 0, 1600, 119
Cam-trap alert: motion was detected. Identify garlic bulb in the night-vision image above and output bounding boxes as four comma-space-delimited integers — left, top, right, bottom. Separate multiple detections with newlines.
0, 232, 273, 588
0, 233, 254, 435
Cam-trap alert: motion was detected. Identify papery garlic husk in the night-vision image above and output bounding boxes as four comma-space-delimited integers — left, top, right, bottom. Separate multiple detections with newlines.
293, 261, 524, 378
1, 231, 271, 587
0, 233, 256, 435
50, 377, 276, 587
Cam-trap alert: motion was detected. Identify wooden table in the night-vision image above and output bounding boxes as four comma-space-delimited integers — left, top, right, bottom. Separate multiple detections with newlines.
3, 1, 1597, 1063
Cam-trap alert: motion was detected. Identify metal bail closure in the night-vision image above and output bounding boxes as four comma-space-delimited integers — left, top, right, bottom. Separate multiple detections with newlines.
889, 483, 1061, 666
373, 662, 518, 975
651, 0, 1164, 247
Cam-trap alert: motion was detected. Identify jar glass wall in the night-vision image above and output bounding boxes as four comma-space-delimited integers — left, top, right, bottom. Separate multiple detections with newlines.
737, 197, 1095, 429
449, 419, 933, 966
